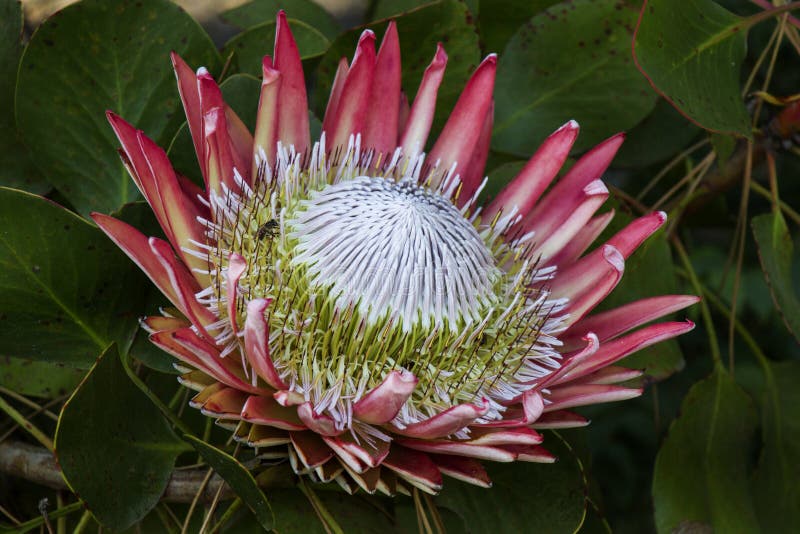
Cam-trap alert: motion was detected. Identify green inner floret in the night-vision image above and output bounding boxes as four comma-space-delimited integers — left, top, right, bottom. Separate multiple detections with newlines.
211, 158, 554, 424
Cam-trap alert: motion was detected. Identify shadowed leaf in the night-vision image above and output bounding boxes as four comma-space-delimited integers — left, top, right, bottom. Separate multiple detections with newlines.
55, 345, 188, 531
16, 0, 220, 217
752, 211, 800, 342
436, 431, 587, 533
752, 361, 800, 531
0, 188, 149, 366
478, 0, 560, 55
652, 368, 759, 533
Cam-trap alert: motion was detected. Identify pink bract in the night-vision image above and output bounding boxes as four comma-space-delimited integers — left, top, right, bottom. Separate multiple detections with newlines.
92, 12, 696, 495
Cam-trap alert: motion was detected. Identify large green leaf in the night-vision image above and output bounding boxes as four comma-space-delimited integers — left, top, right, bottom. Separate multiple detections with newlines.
752, 211, 800, 343
186, 435, 274, 531
436, 431, 587, 533
0, 355, 85, 398
0, 188, 148, 366
753, 361, 800, 531
478, 0, 560, 55
0, 0, 48, 194
222, 0, 340, 39
632, 0, 750, 136
371, 0, 437, 19
54, 345, 188, 531
312, 0, 481, 145
16, 0, 220, 217
223, 18, 330, 78
492, 0, 657, 156
652, 368, 759, 533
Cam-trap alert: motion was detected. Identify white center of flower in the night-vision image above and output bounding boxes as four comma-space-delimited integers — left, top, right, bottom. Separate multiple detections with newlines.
289, 176, 499, 330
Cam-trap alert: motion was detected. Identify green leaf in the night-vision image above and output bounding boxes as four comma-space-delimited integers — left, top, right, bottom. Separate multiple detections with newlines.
492, 0, 657, 157
478, 0, 560, 54
185, 435, 274, 531
16, 0, 220, 217
0, 356, 85, 398
0, 188, 148, 366
436, 431, 587, 533
371, 0, 438, 19
0, 0, 48, 194
632, 0, 750, 136
600, 214, 686, 380
223, 18, 330, 78
753, 361, 800, 531
54, 345, 187, 531
312, 0, 481, 145
222, 0, 340, 40
652, 368, 759, 533
752, 211, 800, 343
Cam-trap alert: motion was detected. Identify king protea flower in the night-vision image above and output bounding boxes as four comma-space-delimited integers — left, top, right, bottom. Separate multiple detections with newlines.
92, 12, 697, 495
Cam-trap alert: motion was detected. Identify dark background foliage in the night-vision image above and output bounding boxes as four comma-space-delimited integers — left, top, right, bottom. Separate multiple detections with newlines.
1, 0, 799, 532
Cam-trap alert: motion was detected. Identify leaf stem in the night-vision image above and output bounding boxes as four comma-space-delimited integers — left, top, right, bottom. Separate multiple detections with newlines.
4, 502, 83, 534
751, 180, 800, 225
298, 478, 344, 534
670, 238, 723, 368
209, 498, 242, 534
0, 394, 54, 451
742, 1, 800, 33
0, 387, 59, 422
700, 283, 772, 374
181, 468, 214, 534
72, 510, 94, 534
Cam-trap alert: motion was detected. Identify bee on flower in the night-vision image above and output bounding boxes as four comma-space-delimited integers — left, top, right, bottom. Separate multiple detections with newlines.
93, 11, 696, 495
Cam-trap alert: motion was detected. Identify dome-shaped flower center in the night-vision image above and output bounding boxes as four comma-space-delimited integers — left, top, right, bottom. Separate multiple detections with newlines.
289, 176, 498, 331
206, 145, 563, 429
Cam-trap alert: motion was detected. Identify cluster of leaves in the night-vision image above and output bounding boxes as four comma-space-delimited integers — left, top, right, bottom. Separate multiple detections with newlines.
0, 0, 798, 532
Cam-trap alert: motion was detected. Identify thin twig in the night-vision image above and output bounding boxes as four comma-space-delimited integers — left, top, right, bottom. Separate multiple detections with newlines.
209, 498, 242, 534
0, 395, 66, 445
181, 468, 214, 534
0, 503, 21, 525
198, 478, 227, 534
298, 478, 344, 534
750, 0, 800, 30
728, 12, 789, 375
671, 238, 723, 367
72, 511, 93, 534
423, 492, 446, 534
413, 488, 434, 534
0, 387, 59, 422
0, 394, 54, 451
636, 139, 709, 202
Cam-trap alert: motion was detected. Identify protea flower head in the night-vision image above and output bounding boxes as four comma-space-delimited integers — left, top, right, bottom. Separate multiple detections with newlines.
92, 12, 697, 495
